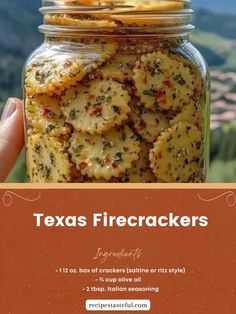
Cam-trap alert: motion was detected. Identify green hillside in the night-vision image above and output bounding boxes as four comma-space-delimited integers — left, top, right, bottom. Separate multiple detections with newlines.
191, 31, 236, 71
194, 9, 236, 40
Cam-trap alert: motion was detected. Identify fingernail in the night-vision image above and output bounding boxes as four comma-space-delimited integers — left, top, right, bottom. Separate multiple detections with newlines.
1, 98, 17, 121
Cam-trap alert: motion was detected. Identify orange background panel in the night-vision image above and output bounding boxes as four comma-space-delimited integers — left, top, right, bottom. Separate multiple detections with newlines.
0, 186, 235, 313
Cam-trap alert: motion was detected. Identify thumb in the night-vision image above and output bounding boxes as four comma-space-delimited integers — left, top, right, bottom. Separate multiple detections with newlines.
0, 98, 24, 182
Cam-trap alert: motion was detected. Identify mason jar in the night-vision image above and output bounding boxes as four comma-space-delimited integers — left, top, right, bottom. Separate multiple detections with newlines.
23, 0, 210, 183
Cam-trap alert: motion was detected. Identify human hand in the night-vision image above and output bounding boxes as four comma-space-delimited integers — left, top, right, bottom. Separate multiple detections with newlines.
0, 98, 24, 182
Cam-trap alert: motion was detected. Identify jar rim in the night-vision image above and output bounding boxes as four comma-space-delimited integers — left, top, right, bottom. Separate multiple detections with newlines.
39, 24, 194, 37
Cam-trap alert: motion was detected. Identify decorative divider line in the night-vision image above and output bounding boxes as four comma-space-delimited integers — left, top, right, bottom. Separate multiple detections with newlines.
198, 191, 236, 207
2, 191, 41, 207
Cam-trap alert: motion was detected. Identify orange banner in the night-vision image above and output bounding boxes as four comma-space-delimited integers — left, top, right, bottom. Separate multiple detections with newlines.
0, 186, 236, 313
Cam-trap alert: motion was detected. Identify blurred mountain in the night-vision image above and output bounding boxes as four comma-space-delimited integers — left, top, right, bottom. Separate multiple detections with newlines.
0, 0, 41, 53
193, 9, 236, 40
0, 0, 41, 102
191, 9, 236, 72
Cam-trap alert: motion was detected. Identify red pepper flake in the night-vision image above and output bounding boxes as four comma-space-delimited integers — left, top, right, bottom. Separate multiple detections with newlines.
112, 163, 118, 169
84, 106, 89, 112
79, 161, 88, 169
64, 61, 72, 69
158, 152, 162, 159
143, 77, 148, 84
136, 62, 142, 70
139, 120, 147, 130
156, 91, 167, 105
88, 94, 95, 100
164, 80, 173, 88
195, 121, 202, 131
68, 124, 74, 134
42, 108, 53, 118
91, 107, 102, 116
104, 155, 111, 164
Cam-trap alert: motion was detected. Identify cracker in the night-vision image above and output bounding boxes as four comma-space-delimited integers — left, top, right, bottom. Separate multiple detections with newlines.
170, 100, 203, 129
125, 141, 156, 182
61, 79, 130, 134
133, 51, 194, 111
130, 104, 169, 142
26, 133, 71, 183
25, 57, 97, 96
69, 126, 141, 180
98, 54, 138, 82
149, 122, 203, 182
25, 95, 69, 136
45, 14, 117, 28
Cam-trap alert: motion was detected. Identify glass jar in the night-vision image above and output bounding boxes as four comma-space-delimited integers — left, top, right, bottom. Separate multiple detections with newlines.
23, 0, 210, 183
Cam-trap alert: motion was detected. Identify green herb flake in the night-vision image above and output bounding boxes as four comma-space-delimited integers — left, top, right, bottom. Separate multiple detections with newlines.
146, 61, 164, 76
69, 109, 77, 120
143, 87, 157, 97
114, 152, 123, 163
102, 140, 112, 150
35, 70, 52, 84
113, 106, 121, 114
126, 62, 135, 70
95, 157, 105, 167
50, 152, 55, 166
34, 144, 41, 154
174, 74, 186, 86
44, 166, 51, 180
46, 124, 56, 133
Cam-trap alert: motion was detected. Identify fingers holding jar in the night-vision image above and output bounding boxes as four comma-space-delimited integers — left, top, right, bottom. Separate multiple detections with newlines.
0, 98, 24, 182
